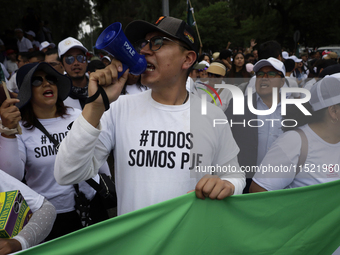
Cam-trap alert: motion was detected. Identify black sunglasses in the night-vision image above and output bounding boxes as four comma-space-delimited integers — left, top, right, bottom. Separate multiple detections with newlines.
64, 54, 87, 65
256, 71, 284, 78
32, 75, 58, 86
134, 36, 190, 53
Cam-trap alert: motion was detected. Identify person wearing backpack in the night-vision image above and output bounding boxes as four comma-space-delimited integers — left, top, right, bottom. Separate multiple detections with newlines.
250, 74, 340, 192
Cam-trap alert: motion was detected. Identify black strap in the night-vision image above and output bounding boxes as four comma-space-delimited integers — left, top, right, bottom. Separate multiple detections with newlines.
33, 119, 59, 149
86, 177, 110, 199
74, 183, 80, 193
69, 91, 87, 109
33, 119, 101, 193
85, 86, 110, 111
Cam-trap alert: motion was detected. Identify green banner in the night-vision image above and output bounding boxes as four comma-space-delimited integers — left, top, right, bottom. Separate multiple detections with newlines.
19, 180, 340, 254
187, 2, 194, 27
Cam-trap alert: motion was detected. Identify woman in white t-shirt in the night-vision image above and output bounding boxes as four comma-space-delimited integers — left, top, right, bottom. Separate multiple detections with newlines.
0, 62, 109, 241
250, 75, 340, 192
0, 170, 56, 254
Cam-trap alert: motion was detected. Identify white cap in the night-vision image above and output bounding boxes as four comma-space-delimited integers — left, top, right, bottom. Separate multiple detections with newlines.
101, 56, 111, 62
14, 28, 23, 32
39, 41, 56, 51
288, 55, 302, 63
246, 63, 254, 73
310, 75, 340, 111
198, 60, 210, 68
282, 51, 289, 59
58, 37, 88, 58
25, 30, 36, 37
253, 57, 286, 76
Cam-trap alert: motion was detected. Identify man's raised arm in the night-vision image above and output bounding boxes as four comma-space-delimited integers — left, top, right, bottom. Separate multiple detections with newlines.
54, 60, 128, 185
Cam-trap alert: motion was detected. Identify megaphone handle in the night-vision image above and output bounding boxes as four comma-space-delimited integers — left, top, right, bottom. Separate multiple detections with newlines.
117, 63, 129, 79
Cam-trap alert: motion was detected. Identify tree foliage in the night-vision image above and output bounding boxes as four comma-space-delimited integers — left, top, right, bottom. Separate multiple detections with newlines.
2, 0, 340, 54
194, 2, 236, 52
1, 0, 91, 43
229, 0, 340, 50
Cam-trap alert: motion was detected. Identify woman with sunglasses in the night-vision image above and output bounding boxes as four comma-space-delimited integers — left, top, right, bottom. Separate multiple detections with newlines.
0, 62, 102, 241
226, 52, 251, 85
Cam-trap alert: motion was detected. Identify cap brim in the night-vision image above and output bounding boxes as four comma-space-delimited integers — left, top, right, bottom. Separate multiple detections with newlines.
125, 20, 180, 44
253, 60, 272, 73
59, 45, 88, 57
193, 63, 207, 70
16, 63, 71, 109
206, 66, 225, 76
253, 59, 285, 75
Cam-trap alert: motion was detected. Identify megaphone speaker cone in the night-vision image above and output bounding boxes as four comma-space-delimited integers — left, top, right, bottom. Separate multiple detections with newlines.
96, 22, 146, 78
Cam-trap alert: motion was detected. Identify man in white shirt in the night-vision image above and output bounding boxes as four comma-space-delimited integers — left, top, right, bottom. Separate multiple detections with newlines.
25, 30, 41, 51
58, 37, 89, 109
15, 29, 33, 52
54, 16, 245, 215
225, 57, 286, 193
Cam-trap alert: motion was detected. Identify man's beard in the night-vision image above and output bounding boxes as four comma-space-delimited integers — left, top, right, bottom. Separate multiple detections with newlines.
69, 74, 85, 80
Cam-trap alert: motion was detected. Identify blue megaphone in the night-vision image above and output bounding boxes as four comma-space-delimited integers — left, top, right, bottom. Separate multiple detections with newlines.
96, 22, 147, 78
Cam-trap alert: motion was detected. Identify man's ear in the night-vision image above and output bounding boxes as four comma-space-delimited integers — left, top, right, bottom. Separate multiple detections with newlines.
328, 105, 339, 119
182, 51, 197, 70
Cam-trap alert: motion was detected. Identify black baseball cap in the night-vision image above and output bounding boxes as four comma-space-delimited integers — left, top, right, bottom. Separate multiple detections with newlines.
125, 16, 198, 55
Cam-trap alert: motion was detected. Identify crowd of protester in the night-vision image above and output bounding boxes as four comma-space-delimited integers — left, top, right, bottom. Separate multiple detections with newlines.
1, 15, 340, 254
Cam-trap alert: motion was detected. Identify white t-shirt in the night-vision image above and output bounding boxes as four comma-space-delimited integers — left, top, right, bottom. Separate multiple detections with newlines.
186, 77, 201, 97
253, 124, 340, 191
0, 108, 97, 214
124, 84, 148, 95
4, 60, 18, 75
0, 62, 10, 80
285, 76, 300, 98
17, 37, 33, 52
0, 170, 44, 212
55, 90, 245, 215
100, 90, 240, 214
32, 40, 41, 49
64, 96, 82, 110
6, 72, 18, 93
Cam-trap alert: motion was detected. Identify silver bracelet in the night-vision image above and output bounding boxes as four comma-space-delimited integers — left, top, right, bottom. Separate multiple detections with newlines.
0, 120, 19, 135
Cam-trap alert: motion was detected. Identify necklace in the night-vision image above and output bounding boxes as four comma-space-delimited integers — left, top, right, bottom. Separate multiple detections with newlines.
183, 91, 189, 104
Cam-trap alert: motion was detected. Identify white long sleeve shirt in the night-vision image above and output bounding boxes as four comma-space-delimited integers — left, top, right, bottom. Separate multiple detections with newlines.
55, 91, 245, 215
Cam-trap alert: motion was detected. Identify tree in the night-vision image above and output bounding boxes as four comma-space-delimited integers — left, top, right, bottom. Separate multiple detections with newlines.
2, 0, 340, 54
194, 2, 236, 52
229, 0, 340, 50
0, 0, 91, 44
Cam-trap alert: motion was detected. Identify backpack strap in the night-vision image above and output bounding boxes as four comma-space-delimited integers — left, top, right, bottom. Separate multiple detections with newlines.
295, 128, 308, 176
